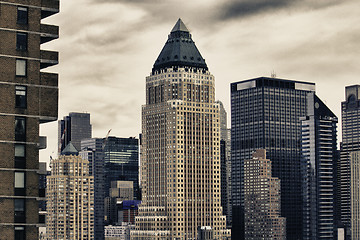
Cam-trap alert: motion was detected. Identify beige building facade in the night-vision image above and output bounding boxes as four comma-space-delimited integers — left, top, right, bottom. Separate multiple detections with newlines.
0, 0, 59, 239
244, 149, 286, 239
132, 19, 229, 239
46, 144, 94, 240
351, 151, 360, 239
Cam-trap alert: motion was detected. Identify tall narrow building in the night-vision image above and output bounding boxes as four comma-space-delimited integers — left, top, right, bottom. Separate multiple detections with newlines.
350, 151, 360, 239
231, 77, 315, 239
46, 143, 94, 240
133, 19, 230, 239
338, 85, 360, 237
244, 149, 286, 239
58, 112, 92, 152
301, 93, 338, 239
0, 0, 59, 239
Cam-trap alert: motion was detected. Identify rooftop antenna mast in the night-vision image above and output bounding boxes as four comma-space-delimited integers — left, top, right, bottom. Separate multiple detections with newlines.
271, 70, 277, 78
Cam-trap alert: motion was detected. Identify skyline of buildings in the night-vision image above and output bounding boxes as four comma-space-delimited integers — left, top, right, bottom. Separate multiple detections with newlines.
0, 0, 59, 239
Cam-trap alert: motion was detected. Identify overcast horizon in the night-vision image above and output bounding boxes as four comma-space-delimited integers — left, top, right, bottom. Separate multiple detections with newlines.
40, 0, 360, 163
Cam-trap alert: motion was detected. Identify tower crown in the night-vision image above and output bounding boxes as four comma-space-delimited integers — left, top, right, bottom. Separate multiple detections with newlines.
152, 18, 208, 73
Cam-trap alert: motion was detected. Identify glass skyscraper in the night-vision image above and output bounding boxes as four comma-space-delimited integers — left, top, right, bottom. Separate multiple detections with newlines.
230, 77, 315, 239
301, 93, 338, 239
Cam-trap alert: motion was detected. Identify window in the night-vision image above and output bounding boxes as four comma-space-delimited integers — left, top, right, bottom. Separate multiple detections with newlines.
14, 199, 25, 223
15, 117, 26, 142
15, 144, 26, 168
15, 86, 27, 108
16, 59, 26, 77
16, 33, 27, 51
15, 226, 26, 240
17, 7, 28, 24
15, 172, 25, 195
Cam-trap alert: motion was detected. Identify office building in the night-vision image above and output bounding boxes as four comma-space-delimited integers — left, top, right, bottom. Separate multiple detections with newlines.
301, 93, 338, 239
231, 77, 315, 239
118, 200, 141, 225
46, 143, 94, 239
0, 1, 59, 239
58, 112, 92, 152
105, 181, 134, 225
244, 149, 286, 239
338, 85, 360, 237
132, 19, 229, 239
216, 100, 232, 227
80, 138, 105, 240
351, 151, 360, 239
105, 223, 135, 240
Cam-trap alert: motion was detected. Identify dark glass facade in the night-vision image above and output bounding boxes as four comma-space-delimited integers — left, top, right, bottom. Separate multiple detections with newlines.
301, 93, 338, 239
231, 77, 315, 239
338, 85, 360, 238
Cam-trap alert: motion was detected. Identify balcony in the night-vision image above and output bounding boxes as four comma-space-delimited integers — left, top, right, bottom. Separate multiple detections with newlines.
38, 136, 47, 150
40, 24, 59, 44
40, 50, 58, 69
41, 0, 60, 19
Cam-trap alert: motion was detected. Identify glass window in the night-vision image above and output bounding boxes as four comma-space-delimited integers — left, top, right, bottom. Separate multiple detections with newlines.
15, 144, 26, 169
16, 33, 27, 51
15, 172, 25, 188
15, 117, 26, 141
14, 226, 25, 240
15, 86, 27, 108
16, 59, 26, 77
17, 7, 28, 24
14, 199, 25, 223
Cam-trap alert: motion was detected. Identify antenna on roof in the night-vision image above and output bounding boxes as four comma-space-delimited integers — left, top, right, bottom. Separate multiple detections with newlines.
271, 70, 277, 78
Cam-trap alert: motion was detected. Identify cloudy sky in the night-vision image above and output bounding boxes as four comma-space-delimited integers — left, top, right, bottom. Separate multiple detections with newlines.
40, 0, 360, 162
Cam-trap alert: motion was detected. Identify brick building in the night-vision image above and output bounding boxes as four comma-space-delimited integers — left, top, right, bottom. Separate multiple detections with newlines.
0, 0, 59, 239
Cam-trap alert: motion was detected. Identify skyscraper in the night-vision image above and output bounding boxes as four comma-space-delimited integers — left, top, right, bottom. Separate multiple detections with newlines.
58, 112, 92, 152
133, 19, 230, 239
350, 151, 360, 239
46, 143, 94, 240
231, 77, 315, 239
301, 93, 338, 239
216, 100, 232, 227
338, 85, 360, 237
244, 149, 286, 239
0, 1, 59, 239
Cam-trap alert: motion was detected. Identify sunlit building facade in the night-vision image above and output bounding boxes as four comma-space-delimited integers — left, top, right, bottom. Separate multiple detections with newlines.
132, 19, 229, 239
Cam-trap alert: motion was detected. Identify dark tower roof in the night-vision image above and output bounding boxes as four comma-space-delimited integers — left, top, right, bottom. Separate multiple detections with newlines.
61, 142, 79, 156
152, 18, 208, 72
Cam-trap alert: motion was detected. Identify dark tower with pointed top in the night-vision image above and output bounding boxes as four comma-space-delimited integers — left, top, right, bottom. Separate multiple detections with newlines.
132, 19, 230, 239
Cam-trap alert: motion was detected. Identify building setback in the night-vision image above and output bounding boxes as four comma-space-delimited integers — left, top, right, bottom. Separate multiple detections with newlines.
301, 93, 338, 239
231, 77, 315, 239
244, 149, 286, 239
133, 19, 230, 239
58, 112, 92, 152
338, 85, 360, 238
0, 0, 59, 239
46, 143, 94, 240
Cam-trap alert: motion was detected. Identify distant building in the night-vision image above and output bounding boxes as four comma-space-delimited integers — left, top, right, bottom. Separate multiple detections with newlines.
216, 100, 232, 227
46, 143, 94, 239
80, 138, 105, 240
338, 85, 360, 237
0, 0, 59, 238
105, 223, 135, 240
105, 181, 134, 225
351, 151, 360, 239
118, 200, 141, 225
133, 19, 229, 239
197, 226, 213, 240
58, 112, 92, 152
244, 149, 286, 239
231, 77, 315, 239
301, 93, 338, 239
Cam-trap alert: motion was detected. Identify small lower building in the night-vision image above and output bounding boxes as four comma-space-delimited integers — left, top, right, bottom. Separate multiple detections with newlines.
105, 223, 135, 240
244, 149, 286, 239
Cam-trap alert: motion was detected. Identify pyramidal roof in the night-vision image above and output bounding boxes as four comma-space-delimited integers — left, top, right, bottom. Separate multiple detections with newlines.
61, 142, 79, 156
152, 18, 207, 72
